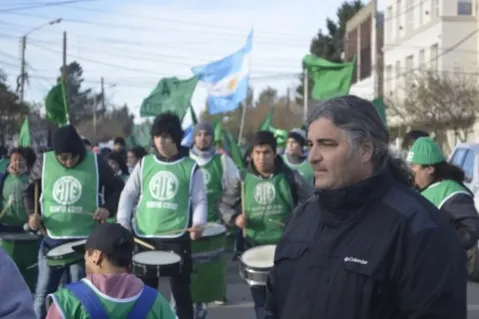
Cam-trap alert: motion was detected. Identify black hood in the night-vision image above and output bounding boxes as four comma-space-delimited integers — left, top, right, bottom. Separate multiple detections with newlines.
52, 125, 86, 157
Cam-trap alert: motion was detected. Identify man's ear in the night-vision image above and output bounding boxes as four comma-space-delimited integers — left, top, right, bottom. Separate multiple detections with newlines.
359, 142, 374, 163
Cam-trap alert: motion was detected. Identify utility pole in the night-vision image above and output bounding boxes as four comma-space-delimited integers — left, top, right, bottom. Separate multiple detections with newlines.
286, 87, 291, 110
95, 77, 104, 134
19, 36, 26, 103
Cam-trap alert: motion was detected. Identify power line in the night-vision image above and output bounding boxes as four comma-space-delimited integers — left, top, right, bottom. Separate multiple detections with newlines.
0, 0, 96, 12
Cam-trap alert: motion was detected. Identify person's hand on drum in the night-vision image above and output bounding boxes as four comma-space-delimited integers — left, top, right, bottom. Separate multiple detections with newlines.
93, 208, 109, 222
188, 225, 203, 240
235, 214, 247, 229
28, 213, 41, 230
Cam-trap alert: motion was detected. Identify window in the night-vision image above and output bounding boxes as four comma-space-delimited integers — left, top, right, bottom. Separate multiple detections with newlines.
406, 0, 414, 33
396, 0, 402, 38
387, 6, 393, 41
461, 150, 475, 182
430, 44, 439, 69
386, 65, 393, 93
431, 0, 439, 18
419, 49, 425, 67
458, 0, 473, 15
419, 0, 424, 25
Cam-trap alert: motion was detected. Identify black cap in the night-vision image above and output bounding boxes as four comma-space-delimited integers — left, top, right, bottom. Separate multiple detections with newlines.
72, 223, 134, 259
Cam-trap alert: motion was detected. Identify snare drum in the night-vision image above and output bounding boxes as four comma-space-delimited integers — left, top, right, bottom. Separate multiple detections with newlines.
191, 223, 227, 303
0, 232, 39, 292
46, 239, 87, 268
132, 251, 182, 278
239, 245, 276, 286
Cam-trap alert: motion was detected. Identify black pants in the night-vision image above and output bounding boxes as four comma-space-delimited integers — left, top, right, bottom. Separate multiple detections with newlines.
138, 238, 194, 319
250, 285, 266, 319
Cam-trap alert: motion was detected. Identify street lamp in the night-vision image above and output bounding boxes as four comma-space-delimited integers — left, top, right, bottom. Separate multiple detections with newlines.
19, 18, 62, 102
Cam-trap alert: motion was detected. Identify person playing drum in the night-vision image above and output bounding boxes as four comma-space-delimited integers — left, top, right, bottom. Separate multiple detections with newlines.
189, 121, 239, 310
23, 125, 125, 319
218, 130, 314, 319
45, 223, 176, 319
117, 111, 207, 319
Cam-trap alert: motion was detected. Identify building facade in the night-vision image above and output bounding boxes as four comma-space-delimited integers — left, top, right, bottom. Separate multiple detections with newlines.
383, 0, 478, 134
344, 0, 384, 101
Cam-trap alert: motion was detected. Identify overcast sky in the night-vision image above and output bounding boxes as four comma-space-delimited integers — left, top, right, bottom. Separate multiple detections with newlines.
0, 0, 386, 124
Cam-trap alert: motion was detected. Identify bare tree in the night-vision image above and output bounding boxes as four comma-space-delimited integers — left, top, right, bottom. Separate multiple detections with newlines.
386, 69, 479, 144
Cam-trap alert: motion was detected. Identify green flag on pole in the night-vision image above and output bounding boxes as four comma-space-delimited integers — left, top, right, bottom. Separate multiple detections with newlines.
259, 109, 273, 131
371, 96, 387, 126
189, 105, 198, 125
303, 54, 356, 100
18, 117, 31, 146
45, 80, 69, 126
140, 76, 199, 119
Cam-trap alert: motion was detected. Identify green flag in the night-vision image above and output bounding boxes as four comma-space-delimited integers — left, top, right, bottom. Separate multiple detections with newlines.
18, 117, 31, 146
223, 131, 244, 170
140, 76, 199, 119
190, 105, 198, 125
303, 54, 356, 100
45, 80, 69, 126
371, 96, 387, 126
126, 122, 152, 148
259, 109, 273, 131
213, 118, 223, 143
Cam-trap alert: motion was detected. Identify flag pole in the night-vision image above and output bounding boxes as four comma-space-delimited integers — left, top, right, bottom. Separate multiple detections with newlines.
238, 102, 247, 142
62, 31, 70, 125
303, 69, 308, 123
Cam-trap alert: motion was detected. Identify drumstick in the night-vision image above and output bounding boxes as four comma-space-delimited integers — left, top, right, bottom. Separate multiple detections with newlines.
159, 223, 211, 235
0, 195, 14, 221
241, 180, 246, 238
134, 238, 155, 250
268, 219, 285, 227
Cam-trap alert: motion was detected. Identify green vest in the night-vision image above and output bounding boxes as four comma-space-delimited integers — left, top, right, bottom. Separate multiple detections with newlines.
282, 155, 314, 184
42, 151, 99, 239
195, 154, 223, 222
421, 180, 471, 209
135, 155, 196, 238
1, 174, 29, 226
244, 172, 292, 245
49, 279, 176, 319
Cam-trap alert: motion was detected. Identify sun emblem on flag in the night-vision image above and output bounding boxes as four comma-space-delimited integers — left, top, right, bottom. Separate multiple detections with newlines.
227, 77, 238, 91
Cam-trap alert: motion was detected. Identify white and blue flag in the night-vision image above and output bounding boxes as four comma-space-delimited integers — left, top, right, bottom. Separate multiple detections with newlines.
181, 125, 193, 147
192, 30, 253, 114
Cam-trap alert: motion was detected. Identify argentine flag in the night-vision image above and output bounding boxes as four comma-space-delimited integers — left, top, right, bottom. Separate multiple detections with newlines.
192, 30, 253, 114
181, 125, 193, 147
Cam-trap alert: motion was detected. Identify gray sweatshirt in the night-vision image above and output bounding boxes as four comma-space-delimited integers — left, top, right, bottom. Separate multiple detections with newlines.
0, 247, 36, 318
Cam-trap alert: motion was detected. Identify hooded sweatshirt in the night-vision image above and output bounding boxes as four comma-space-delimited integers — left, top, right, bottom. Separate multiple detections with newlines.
46, 273, 176, 318
0, 247, 36, 318
22, 125, 125, 236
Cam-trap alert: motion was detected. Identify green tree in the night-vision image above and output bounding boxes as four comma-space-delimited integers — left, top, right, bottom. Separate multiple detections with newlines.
296, 0, 363, 105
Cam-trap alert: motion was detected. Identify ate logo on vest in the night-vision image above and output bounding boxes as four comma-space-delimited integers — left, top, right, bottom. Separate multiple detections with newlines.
254, 182, 276, 205
201, 169, 211, 185
52, 176, 82, 205
149, 171, 179, 201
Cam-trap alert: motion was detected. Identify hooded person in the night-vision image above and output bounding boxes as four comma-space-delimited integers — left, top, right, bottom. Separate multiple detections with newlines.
45, 223, 176, 319
217, 130, 315, 319
22, 124, 125, 319
282, 128, 314, 184
188, 121, 239, 312
117, 111, 208, 319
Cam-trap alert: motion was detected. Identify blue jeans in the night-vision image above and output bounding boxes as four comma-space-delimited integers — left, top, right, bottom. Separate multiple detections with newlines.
34, 238, 85, 319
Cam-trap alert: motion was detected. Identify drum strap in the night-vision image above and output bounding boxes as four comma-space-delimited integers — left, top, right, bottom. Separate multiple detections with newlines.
67, 281, 158, 319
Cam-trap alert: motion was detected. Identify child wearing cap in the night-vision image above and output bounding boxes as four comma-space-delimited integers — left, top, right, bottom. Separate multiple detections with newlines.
45, 223, 176, 319
407, 137, 479, 255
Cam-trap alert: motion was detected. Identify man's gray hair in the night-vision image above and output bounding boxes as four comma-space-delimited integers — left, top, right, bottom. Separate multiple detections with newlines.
306, 95, 412, 186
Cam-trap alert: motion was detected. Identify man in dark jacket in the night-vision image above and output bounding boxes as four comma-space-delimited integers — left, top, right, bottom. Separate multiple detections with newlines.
218, 131, 314, 319
23, 125, 124, 319
265, 95, 467, 319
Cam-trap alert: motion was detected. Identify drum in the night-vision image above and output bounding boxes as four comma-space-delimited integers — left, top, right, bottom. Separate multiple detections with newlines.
239, 245, 276, 286
132, 251, 182, 278
0, 232, 39, 292
46, 239, 87, 268
191, 223, 227, 303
